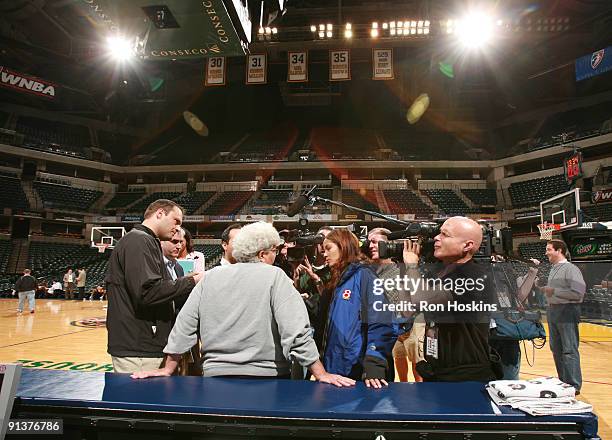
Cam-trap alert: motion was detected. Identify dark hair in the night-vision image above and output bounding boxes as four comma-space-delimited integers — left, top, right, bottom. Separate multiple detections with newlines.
547, 239, 569, 257
144, 199, 183, 219
324, 229, 363, 291
183, 228, 194, 253
221, 223, 242, 243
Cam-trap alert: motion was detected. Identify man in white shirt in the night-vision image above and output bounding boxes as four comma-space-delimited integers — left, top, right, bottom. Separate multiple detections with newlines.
219, 224, 242, 266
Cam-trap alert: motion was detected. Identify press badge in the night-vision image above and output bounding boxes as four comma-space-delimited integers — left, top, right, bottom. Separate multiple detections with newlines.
425, 324, 438, 359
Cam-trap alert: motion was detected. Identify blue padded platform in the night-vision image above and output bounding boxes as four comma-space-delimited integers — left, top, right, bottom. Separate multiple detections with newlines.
16, 369, 598, 438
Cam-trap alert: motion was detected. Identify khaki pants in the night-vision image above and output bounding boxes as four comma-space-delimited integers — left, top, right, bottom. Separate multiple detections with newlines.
112, 356, 163, 374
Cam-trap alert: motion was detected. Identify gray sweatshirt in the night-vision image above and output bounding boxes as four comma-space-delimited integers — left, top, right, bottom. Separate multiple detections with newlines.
164, 262, 319, 377
546, 260, 586, 305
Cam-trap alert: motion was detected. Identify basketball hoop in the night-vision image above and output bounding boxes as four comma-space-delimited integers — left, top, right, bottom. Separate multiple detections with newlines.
96, 244, 109, 254
537, 223, 561, 240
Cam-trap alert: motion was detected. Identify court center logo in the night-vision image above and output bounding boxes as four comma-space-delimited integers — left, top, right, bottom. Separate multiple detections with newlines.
71, 317, 107, 328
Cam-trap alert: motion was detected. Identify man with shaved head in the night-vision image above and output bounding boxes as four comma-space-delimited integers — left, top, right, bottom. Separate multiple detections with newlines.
400, 216, 497, 382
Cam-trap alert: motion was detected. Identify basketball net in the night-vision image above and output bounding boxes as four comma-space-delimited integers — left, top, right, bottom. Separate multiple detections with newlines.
537, 223, 561, 240
96, 244, 109, 254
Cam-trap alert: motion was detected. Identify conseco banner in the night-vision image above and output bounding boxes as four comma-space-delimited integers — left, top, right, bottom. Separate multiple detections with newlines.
0, 66, 57, 99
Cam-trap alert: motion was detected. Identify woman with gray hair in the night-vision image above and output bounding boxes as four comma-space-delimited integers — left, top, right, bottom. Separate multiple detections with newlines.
132, 222, 355, 387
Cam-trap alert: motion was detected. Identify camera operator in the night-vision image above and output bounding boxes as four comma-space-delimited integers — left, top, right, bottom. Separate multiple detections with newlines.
368, 227, 425, 382
401, 216, 498, 382
294, 226, 333, 347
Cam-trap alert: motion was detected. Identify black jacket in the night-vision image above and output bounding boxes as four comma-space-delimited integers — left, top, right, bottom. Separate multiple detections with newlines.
15, 275, 37, 292
105, 224, 196, 358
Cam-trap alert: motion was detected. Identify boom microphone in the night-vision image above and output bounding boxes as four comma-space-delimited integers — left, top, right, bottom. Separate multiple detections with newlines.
286, 186, 317, 217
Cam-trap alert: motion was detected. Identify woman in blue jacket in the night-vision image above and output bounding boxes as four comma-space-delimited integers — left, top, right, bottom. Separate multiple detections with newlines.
320, 229, 396, 388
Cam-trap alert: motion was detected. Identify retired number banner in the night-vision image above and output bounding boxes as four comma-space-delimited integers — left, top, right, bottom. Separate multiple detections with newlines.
246, 54, 267, 84
372, 49, 394, 80
205, 56, 226, 86
288, 51, 308, 82
329, 50, 350, 81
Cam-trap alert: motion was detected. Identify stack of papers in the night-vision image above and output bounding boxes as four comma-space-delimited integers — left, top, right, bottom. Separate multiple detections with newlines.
486, 377, 592, 416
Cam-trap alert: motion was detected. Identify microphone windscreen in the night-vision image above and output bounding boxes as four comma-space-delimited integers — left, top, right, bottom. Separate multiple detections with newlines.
287, 195, 309, 217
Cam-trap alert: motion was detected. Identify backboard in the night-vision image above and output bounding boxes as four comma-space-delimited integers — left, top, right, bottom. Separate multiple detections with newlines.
91, 226, 126, 250
540, 188, 581, 230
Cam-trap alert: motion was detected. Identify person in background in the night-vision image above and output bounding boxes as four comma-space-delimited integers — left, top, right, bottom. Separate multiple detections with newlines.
217, 223, 242, 267
293, 226, 333, 349
367, 227, 423, 383
77, 268, 87, 300
178, 228, 206, 273
90, 285, 106, 301
63, 268, 76, 300
538, 239, 586, 394
14, 268, 37, 314
49, 280, 63, 297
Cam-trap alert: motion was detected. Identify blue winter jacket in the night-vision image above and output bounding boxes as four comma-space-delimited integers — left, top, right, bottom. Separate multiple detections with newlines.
323, 263, 396, 378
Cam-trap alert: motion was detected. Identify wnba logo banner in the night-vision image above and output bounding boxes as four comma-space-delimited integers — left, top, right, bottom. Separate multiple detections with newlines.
575, 46, 611, 81
592, 188, 612, 204
0, 66, 56, 99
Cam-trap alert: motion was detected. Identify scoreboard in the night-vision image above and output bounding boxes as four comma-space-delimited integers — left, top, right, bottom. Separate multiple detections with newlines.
564, 151, 583, 183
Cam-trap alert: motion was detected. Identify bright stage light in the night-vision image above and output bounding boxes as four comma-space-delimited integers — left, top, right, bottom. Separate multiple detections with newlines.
455, 12, 494, 48
106, 35, 135, 61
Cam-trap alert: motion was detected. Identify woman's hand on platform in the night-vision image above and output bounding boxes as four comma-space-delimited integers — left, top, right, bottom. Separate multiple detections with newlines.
130, 368, 172, 379
364, 378, 388, 389
315, 372, 356, 387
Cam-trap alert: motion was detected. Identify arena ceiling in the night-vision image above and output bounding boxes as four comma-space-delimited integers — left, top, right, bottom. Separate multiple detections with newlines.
0, 0, 610, 151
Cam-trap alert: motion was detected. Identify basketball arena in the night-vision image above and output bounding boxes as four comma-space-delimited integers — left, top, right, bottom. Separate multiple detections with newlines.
0, 0, 611, 438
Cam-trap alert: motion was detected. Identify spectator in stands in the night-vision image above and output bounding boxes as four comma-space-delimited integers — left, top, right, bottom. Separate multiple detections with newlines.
63, 268, 76, 299
132, 222, 354, 387
538, 239, 586, 394
218, 223, 242, 266
401, 216, 498, 382
105, 199, 203, 374
77, 268, 87, 300
14, 268, 37, 314
319, 228, 396, 388
367, 227, 423, 382
178, 228, 205, 273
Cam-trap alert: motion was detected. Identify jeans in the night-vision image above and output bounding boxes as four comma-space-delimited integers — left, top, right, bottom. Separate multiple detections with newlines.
18, 290, 35, 312
490, 339, 521, 380
547, 304, 582, 391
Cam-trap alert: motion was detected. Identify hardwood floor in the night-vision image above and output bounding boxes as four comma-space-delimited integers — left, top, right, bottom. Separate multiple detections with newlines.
1, 298, 611, 438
